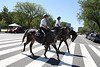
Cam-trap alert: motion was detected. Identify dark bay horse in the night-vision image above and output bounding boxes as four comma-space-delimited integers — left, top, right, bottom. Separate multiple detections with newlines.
51, 27, 77, 53
22, 28, 62, 60
51, 27, 70, 53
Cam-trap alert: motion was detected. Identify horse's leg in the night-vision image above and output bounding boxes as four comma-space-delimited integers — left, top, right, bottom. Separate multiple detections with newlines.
30, 41, 34, 56
52, 44, 59, 60
48, 45, 51, 50
58, 40, 63, 51
44, 45, 49, 58
22, 33, 32, 52
22, 39, 30, 52
64, 40, 70, 53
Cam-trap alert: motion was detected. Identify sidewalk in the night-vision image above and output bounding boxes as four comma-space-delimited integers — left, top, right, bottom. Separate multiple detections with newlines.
1, 29, 8, 31
0, 29, 9, 33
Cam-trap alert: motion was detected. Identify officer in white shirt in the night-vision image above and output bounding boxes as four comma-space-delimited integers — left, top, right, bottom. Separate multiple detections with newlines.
55, 16, 61, 27
40, 14, 48, 45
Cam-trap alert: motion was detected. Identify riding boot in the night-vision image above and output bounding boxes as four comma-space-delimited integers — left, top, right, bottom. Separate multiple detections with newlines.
42, 37, 46, 45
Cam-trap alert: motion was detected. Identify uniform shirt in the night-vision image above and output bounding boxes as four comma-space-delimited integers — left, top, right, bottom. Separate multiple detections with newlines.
40, 18, 47, 27
55, 20, 61, 27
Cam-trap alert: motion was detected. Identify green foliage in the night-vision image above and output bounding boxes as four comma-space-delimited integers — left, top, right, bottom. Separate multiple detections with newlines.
14, 2, 46, 28
47, 15, 55, 28
0, 12, 2, 21
1, 6, 10, 26
0, 2, 56, 29
77, 0, 100, 31
0, 18, 6, 26
60, 22, 67, 27
78, 27, 91, 33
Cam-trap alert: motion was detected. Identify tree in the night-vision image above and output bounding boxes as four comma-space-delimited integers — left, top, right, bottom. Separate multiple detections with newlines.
1, 6, 10, 26
0, 18, 6, 27
77, 0, 100, 29
47, 14, 55, 28
10, 12, 28, 28
14, 2, 46, 28
0, 12, 2, 21
78, 27, 91, 33
60, 22, 67, 27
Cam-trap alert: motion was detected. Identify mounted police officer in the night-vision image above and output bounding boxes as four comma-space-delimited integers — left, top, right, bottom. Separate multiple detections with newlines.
40, 14, 48, 45
55, 16, 61, 27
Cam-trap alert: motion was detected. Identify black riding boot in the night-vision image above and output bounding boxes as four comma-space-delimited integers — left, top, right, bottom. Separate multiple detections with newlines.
42, 37, 46, 45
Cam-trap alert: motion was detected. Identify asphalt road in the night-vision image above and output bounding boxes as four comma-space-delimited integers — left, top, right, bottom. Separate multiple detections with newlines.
0, 33, 100, 67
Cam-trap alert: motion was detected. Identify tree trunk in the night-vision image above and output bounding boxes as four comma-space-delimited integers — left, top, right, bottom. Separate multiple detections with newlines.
97, 23, 100, 29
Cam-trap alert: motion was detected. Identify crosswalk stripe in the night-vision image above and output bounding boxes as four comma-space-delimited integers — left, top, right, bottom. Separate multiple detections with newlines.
0, 38, 21, 42
89, 45, 100, 57
80, 44, 97, 67
25, 42, 64, 67
57, 42, 75, 67
0, 46, 44, 67
0, 45, 28, 56
1, 34, 100, 67
0, 42, 39, 56
0, 39, 21, 44
0, 42, 21, 49
98, 46, 100, 49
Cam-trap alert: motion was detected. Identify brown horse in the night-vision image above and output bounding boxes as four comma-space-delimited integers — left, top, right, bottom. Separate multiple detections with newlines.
55, 27, 77, 53
22, 27, 62, 60
51, 27, 70, 53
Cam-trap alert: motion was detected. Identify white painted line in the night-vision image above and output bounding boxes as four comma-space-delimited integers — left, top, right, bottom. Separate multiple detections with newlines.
0, 46, 44, 67
0, 42, 21, 49
98, 46, 100, 48
80, 44, 97, 67
0, 45, 28, 56
25, 42, 65, 67
81, 36, 91, 45
89, 45, 100, 57
57, 43, 75, 67
0, 38, 22, 42
0, 42, 39, 56
0, 39, 21, 44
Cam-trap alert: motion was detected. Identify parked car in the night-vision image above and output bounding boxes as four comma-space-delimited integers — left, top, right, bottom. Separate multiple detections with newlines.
87, 33, 93, 40
91, 34, 100, 42
9, 27, 24, 33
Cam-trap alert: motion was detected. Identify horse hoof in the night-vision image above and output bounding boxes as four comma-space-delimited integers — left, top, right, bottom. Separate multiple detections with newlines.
45, 56, 48, 59
31, 53, 34, 56
57, 58, 60, 61
68, 51, 70, 53
21, 50, 24, 52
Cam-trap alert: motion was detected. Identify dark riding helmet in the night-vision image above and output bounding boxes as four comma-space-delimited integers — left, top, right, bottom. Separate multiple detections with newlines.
57, 16, 61, 19
43, 14, 48, 18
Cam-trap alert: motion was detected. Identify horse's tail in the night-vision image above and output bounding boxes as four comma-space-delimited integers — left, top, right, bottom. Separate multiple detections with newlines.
22, 29, 29, 43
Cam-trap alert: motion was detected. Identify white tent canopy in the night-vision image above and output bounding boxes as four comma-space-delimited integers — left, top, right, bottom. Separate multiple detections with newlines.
8, 23, 21, 27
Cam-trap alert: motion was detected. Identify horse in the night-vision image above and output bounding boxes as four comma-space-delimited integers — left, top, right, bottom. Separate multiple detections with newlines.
21, 27, 62, 60
51, 27, 77, 53
51, 27, 70, 53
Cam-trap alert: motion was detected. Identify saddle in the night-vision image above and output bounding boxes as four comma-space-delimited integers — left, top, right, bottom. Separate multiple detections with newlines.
35, 29, 43, 37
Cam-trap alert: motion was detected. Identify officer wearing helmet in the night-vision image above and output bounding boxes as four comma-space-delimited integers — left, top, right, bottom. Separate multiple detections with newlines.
40, 14, 48, 45
55, 16, 61, 27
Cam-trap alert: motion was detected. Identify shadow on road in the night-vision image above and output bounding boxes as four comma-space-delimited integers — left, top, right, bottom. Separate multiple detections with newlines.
49, 50, 85, 58
22, 53, 79, 67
